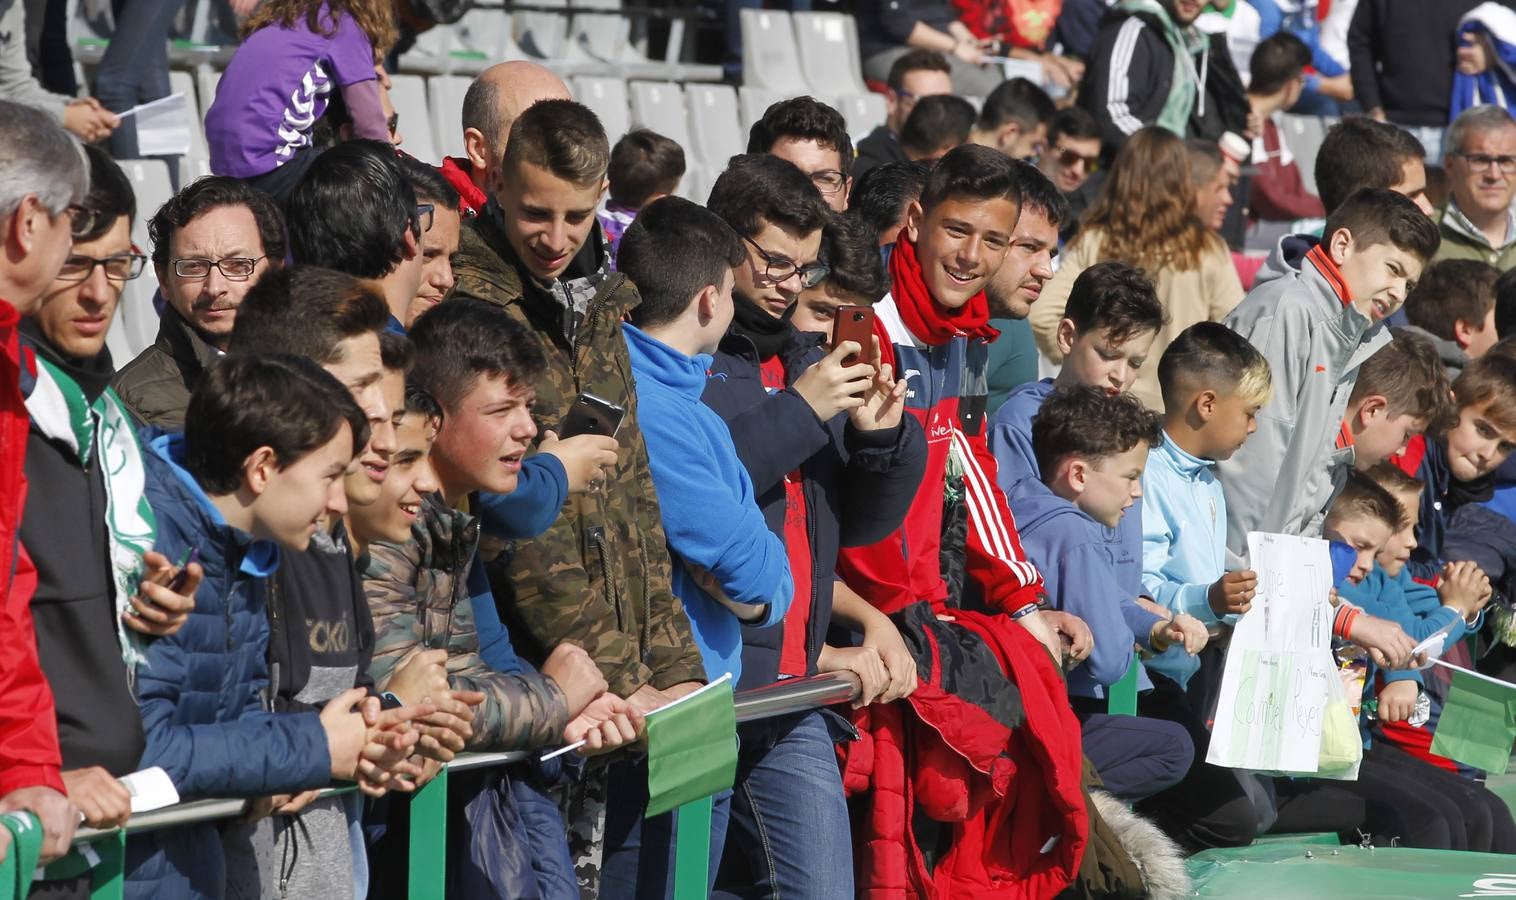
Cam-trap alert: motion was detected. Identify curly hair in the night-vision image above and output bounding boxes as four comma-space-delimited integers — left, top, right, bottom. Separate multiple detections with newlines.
1076, 127, 1223, 274
242, 0, 397, 57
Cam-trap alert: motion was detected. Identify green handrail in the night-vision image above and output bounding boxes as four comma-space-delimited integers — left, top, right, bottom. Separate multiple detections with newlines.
1107, 656, 1139, 717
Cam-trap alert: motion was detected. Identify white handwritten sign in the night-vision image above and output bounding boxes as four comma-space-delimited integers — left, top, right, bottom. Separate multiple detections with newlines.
1207, 532, 1335, 773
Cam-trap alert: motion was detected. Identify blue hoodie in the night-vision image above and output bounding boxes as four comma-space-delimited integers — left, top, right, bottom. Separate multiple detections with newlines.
623, 323, 792, 682
1140, 432, 1231, 687
1010, 477, 1165, 699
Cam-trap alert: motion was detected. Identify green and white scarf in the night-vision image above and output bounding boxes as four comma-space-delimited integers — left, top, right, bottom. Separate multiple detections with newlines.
1118, 0, 1212, 138
25, 357, 157, 673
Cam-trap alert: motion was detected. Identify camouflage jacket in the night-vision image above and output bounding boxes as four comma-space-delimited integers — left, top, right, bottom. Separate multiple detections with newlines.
451, 207, 708, 697
361, 494, 569, 750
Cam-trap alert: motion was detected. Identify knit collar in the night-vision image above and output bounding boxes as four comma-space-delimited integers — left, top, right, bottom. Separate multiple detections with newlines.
729, 294, 796, 359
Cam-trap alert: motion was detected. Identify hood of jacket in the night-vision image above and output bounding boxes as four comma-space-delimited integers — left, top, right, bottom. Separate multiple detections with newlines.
622, 323, 712, 400
1254, 232, 1321, 288
1009, 475, 1113, 544
143, 432, 279, 580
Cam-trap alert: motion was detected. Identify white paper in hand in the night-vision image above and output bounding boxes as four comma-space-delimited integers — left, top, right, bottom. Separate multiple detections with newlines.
1413, 618, 1461, 669
120, 766, 179, 813
125, 93, 191, 157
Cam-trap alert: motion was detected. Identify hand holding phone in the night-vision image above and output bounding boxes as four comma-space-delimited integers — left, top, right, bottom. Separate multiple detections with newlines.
830, 306, 876, 365
126, 549, 200, 637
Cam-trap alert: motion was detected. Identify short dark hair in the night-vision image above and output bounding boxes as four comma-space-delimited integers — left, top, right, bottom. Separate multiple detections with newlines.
608, 129, 687, 208
1366, 461, 1425, 514
1032, 384, 1163, 479
1326, 470, 1404, 535
1404, 259, 1499, 342
1496, 266, 1516, 339
747, 96, 854, 177
1322, 188, 1440, 262
1249, 31, 1311, 95
287, 140, 418, 279
1349, 328, 1452, 428
505, 98, 609, 187
79, 144, 135, 242
707, 153, 831, 241
977, 78, 1055, 134
183, 353, 368, 496
229, 265, 391, 365
404, 381, 445, 430
1157, 321, 1272, 412
900, 94, 976, 160
397, 153, 460, 212
1048, 107, 1100, 146
1010, 159, 1069, 228
1451, 351, 1516, 432
818, 213, 890, 304
919, 143, 1021, 213
409, 297, 547, 409
1063, 261, 1166, 344
887, 48, 950, 91
847, 161, 930, 243
149, 175, 286, 271
380, 330, 415, 373
620, 196, 746, 330
1315, 118, 1426, 214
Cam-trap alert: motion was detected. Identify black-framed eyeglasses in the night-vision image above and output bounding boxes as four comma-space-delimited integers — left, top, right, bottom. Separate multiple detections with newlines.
172, 256, 264, 280
742, 235, 829, 288
63, 203, 97, 240
56, 251, 146, 282
414, 203, 435, 234
809, 170, 847, 195
1456, 152, 1516, 174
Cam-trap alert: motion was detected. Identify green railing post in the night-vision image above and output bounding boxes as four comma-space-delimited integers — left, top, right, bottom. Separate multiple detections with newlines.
672, 796, 713, 900
90, 832, 126, 900
408, 765, 449, 900
1107, 656, 1139, 717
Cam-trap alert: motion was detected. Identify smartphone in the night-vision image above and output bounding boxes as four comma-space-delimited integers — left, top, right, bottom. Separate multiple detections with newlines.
830, 306, 876, 366
559, 391, 626, 439
165, 548, 200, 593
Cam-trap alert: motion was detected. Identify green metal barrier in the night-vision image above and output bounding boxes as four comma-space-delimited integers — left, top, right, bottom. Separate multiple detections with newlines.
65, 672, 862, 899
1106, 656, 1139, 717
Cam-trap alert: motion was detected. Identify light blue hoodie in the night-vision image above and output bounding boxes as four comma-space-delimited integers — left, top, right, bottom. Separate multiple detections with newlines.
623, 323, 792, 682
1140, 432, 1228, 688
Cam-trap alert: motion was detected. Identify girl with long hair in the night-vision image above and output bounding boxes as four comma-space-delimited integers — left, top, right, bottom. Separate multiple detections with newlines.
1029, 127, 1244, 408
205, 0, 398, 201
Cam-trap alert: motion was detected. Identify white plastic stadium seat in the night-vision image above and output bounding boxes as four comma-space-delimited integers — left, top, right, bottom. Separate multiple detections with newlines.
1279, 114, 1335, 196
738, 87, 784, 134
168, 70, 210, 186
627, 81, 691, 149
740, 10, 808, 94
832, 92, 888, 144
685, 84, 744, 174
515, 0, 570, 61
793, 13, 868, 97
109, 159, 174, 362
428, 75, 471, 163
194, 66, 221, 126
389, 74, 439, 165
572, 76, 632, 144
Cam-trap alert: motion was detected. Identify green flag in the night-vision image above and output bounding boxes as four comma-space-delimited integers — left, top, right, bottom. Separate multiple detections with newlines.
0, 811, 43, 900
646, 673, 737, 817
1429, 665, 1516, 775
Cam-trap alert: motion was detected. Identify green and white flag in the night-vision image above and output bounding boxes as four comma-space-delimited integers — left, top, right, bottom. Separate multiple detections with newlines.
645, 673, 737, 817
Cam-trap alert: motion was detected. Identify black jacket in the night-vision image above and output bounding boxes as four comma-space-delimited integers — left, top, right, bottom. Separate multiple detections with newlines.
1347, 0, 1500, 127
857, 0, 958, 60
1078, 9, 1249, 158
19, 324, 145, 777
854, 126, 908, 182
701, 325, 926, 690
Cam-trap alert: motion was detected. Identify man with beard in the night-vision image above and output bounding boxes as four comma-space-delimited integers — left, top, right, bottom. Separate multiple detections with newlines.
985, 161, 1068, 416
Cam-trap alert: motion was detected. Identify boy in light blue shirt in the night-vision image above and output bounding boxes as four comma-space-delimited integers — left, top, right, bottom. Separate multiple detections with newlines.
1142, 322, 1272, 688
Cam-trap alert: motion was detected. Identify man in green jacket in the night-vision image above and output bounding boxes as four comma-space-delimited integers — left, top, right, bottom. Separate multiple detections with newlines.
1436, 106, 1516, 271
450, 98, 708, 893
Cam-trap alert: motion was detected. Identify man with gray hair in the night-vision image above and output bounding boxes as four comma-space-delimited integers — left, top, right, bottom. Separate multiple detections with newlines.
1437, 105, 1516, 270
0, 98, 89, 866
437, 60, 572, 216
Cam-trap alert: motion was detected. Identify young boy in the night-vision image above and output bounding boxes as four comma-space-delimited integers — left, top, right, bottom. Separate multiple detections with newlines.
1219, 188, 1441, 564
1339, 331, 1451, 476
616, 196, 794, 895
788, 212, 892, 341
128, 354, 424, 899
1012, 385, 1200, 805
1400, 259, 1501, 378
599, 128, 685, 269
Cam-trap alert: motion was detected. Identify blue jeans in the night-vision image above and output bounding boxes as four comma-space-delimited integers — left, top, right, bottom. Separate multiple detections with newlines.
601, 756, 732, 900
721, 709, 855, 900
94, 0, 186, 159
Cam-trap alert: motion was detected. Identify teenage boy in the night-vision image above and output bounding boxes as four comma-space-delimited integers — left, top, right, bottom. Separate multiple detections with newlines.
900, 94, 977, 163
984, 161, 1068, 415
128, 354, 426, 900
854, 49, 952, 180
19, 148, 200, 896
1339, 331, 1451, 476
702, 158, 926, 900
1218, 188, 1441, 564
747, 96, 855, 212
397, 155, 463, 327
835, 145, 1089, 896
1013, 385, 1201, 804
114, 176, 285, 429
969, 78, 1056, 162
285, 141, 425, 334
0, 99, 89, 863
1400, 260, 1501, 377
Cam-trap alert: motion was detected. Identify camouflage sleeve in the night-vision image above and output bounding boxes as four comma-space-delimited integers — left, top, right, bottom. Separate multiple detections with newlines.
622, 412, 708, 691
364, 541, 571, 751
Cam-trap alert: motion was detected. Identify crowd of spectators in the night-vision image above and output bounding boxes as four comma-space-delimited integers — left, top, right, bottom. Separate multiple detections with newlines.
7, 0, 1516, 898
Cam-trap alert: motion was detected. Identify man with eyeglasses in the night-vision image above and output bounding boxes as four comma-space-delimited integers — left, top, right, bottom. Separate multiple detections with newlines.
0, 98, 91, 872
113, 177, 284, 430
748, 96, 856, 213
855, 50, 953, 181
1436, 105, 1516, 271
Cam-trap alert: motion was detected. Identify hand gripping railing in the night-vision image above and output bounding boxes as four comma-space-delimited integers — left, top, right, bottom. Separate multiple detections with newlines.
63, 672, 861, 900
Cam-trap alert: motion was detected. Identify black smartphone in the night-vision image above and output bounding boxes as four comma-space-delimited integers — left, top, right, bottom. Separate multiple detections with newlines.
165, 548, 200, 593
559, 391, 626, 439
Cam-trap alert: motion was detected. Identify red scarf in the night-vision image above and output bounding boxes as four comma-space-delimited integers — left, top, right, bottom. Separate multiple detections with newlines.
888, 237, 1000, 346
